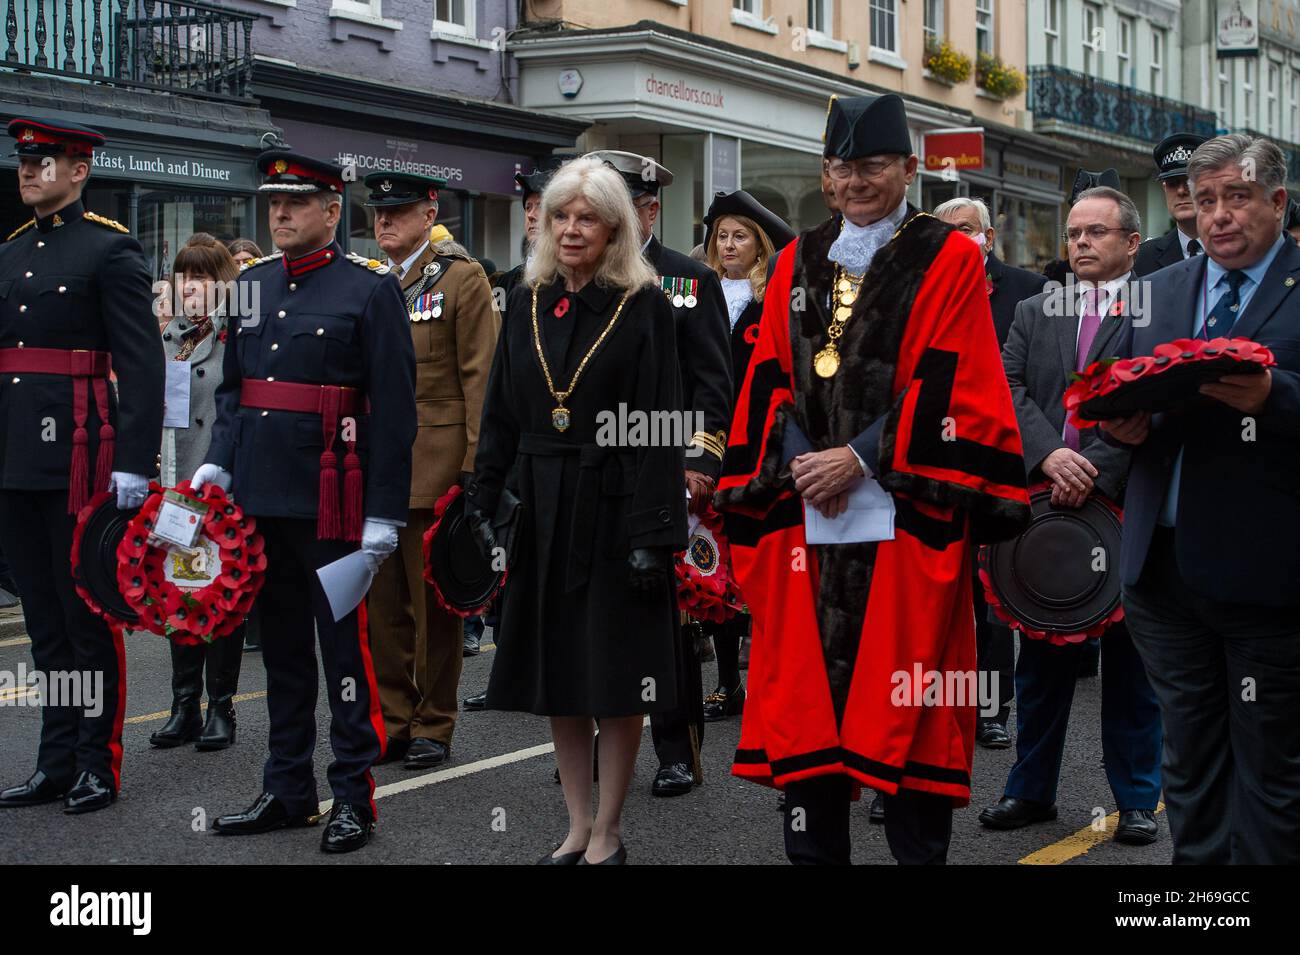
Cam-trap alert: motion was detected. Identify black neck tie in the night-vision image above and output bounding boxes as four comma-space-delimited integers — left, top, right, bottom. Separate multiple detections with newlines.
1186, 238, 1201, 257
1203, 269, 1246, 339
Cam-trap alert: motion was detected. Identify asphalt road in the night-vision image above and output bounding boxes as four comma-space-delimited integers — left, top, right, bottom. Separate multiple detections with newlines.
0, 621, 1171, 865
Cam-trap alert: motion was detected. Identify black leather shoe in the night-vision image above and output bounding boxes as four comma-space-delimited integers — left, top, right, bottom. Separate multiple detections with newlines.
651, 762, 696, 797
976, 720, 1012, 749
537, 844, 586, 865
978, 795, 1058, 830
0, 770, 70, 808
703, 685, 745, 722
463, 630, 481, 656
578, 842, 627, 865
463, 692, 487, 711
213, 792, 314, 835
1115, 809, 1159, 845
404, 738, 450, 769
195, 701, 236, 751
63, 771, 116, 814
869, 792, 885, 824
377, 738, 409, 764
320, 801, 373, 853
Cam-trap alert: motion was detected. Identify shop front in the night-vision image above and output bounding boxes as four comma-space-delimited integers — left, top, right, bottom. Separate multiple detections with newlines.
513, 23, 970, 253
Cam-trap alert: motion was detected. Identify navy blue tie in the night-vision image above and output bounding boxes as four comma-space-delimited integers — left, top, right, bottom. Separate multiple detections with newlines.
1202, 269, 1247, 339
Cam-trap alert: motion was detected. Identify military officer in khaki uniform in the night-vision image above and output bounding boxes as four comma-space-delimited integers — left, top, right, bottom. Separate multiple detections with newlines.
363, 171, 500, 769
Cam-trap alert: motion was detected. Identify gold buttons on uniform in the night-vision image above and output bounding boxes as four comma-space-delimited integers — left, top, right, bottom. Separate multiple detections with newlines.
19, 305, 26, 312
289, 283, 297, 291
271, 343, 279, 351
24, 271, 32, 278
316, 328, 324, 336
267, 376, 275, 382
36, 241, 44, 248
58, 285, 66, 294
16, 342, 23, 348
261, 411, 269, 417
11, 377, 18, 384
277, 310, 286, 318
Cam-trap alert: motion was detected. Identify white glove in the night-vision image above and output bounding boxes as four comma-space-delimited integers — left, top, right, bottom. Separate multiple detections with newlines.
360, 519, 400, 575
190, 463, 232, 494
108, 472, 150, 510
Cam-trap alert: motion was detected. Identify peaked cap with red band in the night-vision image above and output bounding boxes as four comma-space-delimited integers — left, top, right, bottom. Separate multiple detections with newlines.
7, 117, 105, 158
256, 149, 345, 194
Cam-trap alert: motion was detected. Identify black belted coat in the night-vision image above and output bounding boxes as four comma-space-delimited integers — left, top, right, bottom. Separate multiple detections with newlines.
468, 276, 688, 717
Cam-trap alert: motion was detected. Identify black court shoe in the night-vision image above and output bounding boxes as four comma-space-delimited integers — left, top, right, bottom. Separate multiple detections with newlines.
63, 771, 116, 814
537, 845, 586, 865
703, 685, 745, 722
578, 842, 627, 865
213, 792, 314, 835
320, 802, 373, 853
0, 770, 69, 808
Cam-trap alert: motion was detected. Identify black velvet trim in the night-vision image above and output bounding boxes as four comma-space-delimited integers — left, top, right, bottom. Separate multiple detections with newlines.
720, 357, 790, 480
892, 497, 966, 551
722, 494, 802, 549
902, 760, 971, 787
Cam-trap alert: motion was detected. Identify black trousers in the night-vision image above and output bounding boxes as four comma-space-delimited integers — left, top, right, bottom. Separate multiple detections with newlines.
650, 619, 704, 769
0, 490, 124, 789
1123, 527, 1300, 864
256, 518, 385, 818
783, 775, 953, 865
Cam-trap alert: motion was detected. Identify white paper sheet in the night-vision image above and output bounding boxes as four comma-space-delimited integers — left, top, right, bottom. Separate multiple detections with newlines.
804, 478, 896, 544
316, 550, 376, 623
163, 361, 191, 428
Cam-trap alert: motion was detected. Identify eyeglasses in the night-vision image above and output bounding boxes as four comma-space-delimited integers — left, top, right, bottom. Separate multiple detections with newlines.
1061, 225, 1132, 243
827, 156, 902, 182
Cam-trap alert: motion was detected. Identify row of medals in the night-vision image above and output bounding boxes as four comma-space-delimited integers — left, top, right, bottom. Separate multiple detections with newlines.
812, 270, 863, 378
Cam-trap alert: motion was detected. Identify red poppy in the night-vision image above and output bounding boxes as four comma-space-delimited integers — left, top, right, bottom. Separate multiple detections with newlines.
743, 323, 760, 345
553, 296, 570, 318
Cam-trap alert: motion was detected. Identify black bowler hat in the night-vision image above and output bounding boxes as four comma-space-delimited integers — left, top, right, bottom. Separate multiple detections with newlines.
1069, 168, 1122, 204
1152, 132, 1207, 181
256, 149, 345, 194
362, 171, 446, 207
704, 190, 796, 254
822, 93, 912, 161
73, 496, 140, 626
7, 117, 104, 158
515, 155, 570, 200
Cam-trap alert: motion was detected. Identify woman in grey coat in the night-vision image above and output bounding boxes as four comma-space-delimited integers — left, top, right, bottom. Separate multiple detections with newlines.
150, 234, 247, 751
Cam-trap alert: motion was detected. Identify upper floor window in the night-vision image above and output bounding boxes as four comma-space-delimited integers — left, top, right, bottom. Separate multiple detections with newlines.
1244, 56, 1255, 123
808, 0, 831, 35
1117, 16, 1133, 86
1044, 0, 1060, 66
870, 0, 897, 53
975, 0, 994, 56
1082, 3, 1101, 77
1267, 61, 1280, 137
734, 0, 761, 13
923, 0, 944, 43
434, 0, 474, 34
1150, 28, 1165, 95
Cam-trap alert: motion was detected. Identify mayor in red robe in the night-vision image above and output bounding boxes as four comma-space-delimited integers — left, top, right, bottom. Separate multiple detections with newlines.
716, 93, 1030, 865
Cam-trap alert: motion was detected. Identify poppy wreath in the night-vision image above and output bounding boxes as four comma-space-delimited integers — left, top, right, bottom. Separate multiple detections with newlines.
1063, 337, 1276, 429
70, 490, 132, 635
977, 485, 1125, 646
422, 483, 505, 619
116, 481, 266, 645
675, 506, 744, 624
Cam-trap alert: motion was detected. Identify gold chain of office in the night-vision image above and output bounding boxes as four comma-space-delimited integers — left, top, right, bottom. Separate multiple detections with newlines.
531, 283, 631, 432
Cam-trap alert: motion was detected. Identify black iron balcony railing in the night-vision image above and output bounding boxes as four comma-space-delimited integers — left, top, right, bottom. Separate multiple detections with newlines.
1029, 65, 1216, 144
3, 0, 256, 100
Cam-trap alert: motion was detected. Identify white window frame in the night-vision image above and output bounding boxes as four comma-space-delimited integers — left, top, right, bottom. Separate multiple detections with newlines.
1150, 27, 1164, 96
1219, 59, 1233, 127
1044, 0, 1060, 66
805, 0, 846, 50
870, 0, 899, 55
432, 0, 475, 37
732, 0, 777, 34
1291, 70, 1299, 142
1083, 3, 1101, 77
1267, 61, 1280, 137
332, 0, 383, 19
975, 0, 993, 57
1244, 57, 1256, 126
923, 0, 944, 43
808, 0, 830, 35
1117, 17, 1133, 86
733, 0, 760, 14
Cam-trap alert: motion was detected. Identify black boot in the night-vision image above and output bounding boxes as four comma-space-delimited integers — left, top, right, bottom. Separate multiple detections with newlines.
150, 641, 204, 748
196, 630, 243, 750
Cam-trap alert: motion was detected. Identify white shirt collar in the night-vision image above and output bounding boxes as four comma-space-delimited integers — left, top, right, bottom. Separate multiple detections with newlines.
390, 240, 430, 279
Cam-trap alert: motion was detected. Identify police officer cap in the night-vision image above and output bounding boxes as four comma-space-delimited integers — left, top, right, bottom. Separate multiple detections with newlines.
515, 155, 570, 200
362, 171, 447, 207
583, 150, 674, 197
1069, 168, 1122, 205
256, 150, 345, 194
704, 190, 796, 253
8, 117, 105, 158
822, 93, 912, 161
1152, 132, 1208, 182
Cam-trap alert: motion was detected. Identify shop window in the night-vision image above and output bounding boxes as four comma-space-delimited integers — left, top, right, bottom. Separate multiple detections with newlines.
741, 141, 823, 237
434, 0, 474, 35
137, 189, 254, 281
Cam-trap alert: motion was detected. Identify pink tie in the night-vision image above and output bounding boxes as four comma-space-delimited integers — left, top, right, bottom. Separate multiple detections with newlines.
1064, 288, 1102, 452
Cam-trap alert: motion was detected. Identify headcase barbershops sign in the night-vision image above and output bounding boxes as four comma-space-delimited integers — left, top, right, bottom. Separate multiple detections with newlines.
922, 128, 985, 176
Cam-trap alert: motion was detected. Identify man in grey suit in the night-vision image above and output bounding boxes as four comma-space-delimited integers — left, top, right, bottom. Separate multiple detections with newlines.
1100, 134, 1300, 864
979, 186, 1163, 844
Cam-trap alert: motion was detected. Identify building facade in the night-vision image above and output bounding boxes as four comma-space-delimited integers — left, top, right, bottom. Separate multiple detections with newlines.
512, 0, 1068, 269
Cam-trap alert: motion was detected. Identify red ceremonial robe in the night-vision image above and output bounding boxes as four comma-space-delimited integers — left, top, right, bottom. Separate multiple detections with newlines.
716, 209, 1030, 805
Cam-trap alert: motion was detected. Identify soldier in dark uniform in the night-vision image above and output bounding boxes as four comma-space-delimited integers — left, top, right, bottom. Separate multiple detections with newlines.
1134, 133, 1208, 277
193, 151, 417, 853
584, 150, 734, 797
0, 118, 164, 814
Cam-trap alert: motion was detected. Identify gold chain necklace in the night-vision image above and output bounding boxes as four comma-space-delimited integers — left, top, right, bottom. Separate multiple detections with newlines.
531, 283, 631, 431
813, 265, 863, 378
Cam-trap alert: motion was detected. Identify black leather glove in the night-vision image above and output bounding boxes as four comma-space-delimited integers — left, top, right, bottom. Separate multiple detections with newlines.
465, 507, 499, 563
627, 547, 669, 596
